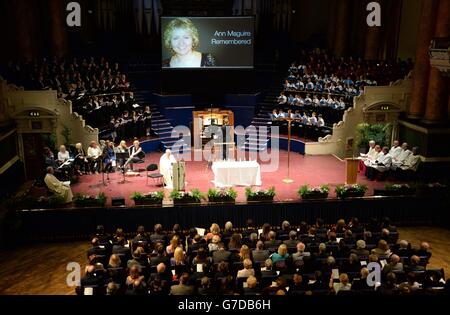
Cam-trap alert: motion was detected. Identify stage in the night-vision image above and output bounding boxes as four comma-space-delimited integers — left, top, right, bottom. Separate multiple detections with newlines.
70, 150, 390, 206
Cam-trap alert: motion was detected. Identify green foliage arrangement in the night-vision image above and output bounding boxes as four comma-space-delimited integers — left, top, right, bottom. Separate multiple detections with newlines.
170, 189, 203, 203
354, 123, 391, 152
335, 184, 368, 198
207, 188, 238, 202
131, 191, 165, 205
298, 184, 329, 199
245, 186, 276, 201
73, 192, 107, 207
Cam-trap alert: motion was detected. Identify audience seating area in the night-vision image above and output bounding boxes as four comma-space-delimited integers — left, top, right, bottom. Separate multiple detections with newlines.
77, 217, 448, 296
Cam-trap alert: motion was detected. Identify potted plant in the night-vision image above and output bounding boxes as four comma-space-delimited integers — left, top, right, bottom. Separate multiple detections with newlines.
335, 184, 368, 199
131, 191, 164, 206
374, 183, 415, 196
48, 194, 67, 208
170, 189, 203, 205
298, 184, 329, 200
73, 192, 107, 207
207, 188, 237, 203
245, 186, 276, 202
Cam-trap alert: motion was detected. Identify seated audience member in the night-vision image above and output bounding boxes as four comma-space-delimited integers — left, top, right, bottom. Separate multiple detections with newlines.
415, 242, 432, 260
208, 235, 221, 253
378, 272, 398, 294
242, 219, 257, 237
365, 146, 392, 180
271, 244, 289, 264
166, 236, 181, 255
277, 92, 287, 105
382, 254, 403, 274
243, 276, 260, 295
398, 272, 421, 293
198, 277, 216, 295
252, 241, 270, 263
133, 225, 149, 247
44, 166, 73, 203
371, 240, 391, 258
330, 273, 351, 294
264, 231, 281, 249
283, 231, 299, 248
292, 242, 310, 261
290, 274, 308, 294
205, 223, 221, 242
237, 258, 255, 278
351, 240, 370, 257
150, 244, 169, 267
228, 233, 243, 250
395, 240, 412, 258
222, 221, 234, 239
352, 268, 371, 291
308, 270, 327, 291
150, 223, 167, 244
261, 259, 277, 277
406, 255, 425, 272
170, 273, 194, 295
212, 242, 231, 263
317, 114, 325, 127
170, 247, 187, 268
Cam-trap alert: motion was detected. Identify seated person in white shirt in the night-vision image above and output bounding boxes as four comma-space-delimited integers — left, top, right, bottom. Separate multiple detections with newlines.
364, 145, 382, 167
57, 145, 70, 165
292, 94, 301, 105
309, 112, 318, 126
293, 110, 301, 119
319, 95, 327, 106
87, 141, 103, 174
388, 140, 402, 161
305, 79, 315, 90
360, 140, 376, 159
270, 109, 279, 121
317, 114, 325, 127
296, 80, 305, 90
312, 95, 320, 106
366, 146, 392, 180
287, 94, 295, 105
304, 94, 312, 104
391, 142, 411, 170
337, 97, 346, 109
301, 113, 309, 125
277, 92, 287, 105
326, 94, 334, 106
278, 109, 288, 119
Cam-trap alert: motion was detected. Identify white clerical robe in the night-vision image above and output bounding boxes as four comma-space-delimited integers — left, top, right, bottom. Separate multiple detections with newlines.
389, 146, 403, 160
159, 153, 177, 188
44, 174, 73, 203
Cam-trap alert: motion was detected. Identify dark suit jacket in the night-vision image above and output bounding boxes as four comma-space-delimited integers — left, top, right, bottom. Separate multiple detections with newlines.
212, 250, 231, 264
264, 240, 282, 249
284, 239, 299, 248
252, 249, 270, 262
243, 287, 260, 295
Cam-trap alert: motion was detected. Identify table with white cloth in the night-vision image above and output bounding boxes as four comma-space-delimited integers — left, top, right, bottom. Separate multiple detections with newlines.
211, 160, 262, 187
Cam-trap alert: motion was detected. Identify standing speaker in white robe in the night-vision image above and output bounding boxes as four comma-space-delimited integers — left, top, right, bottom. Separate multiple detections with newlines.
159, 149, 177, 189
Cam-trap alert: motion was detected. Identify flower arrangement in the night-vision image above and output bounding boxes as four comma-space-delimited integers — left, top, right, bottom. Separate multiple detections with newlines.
298, 184, 329, 199
170, 189, 203, 204
131, 191, 164, 205
207, 188, 238, 203
245, 186, 276, 201
73, 192, 107, 207
335, 184, 368, 198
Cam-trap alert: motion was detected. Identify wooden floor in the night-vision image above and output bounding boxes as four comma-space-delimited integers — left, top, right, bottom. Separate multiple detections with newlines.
0, 226, 449, 295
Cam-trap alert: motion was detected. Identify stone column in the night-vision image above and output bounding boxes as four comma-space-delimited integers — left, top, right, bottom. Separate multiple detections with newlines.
333, 0, 350, 57
48, 0, 68, 58
408, 0, 439, 119
423, 0, 450, 123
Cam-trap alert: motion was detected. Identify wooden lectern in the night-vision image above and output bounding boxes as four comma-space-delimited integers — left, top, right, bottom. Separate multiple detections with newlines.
345, 158, 359, 184
173, 161, 186, 191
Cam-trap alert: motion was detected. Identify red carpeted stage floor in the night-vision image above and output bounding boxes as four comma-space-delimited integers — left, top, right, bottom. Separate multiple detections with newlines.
70, 150, 395, 206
